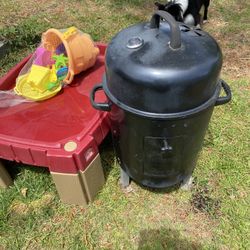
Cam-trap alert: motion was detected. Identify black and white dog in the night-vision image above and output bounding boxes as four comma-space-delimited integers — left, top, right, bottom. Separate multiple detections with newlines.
155, 0, 210, 26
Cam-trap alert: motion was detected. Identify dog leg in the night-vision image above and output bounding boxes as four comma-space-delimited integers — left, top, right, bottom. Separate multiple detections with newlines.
203, 7, 208, 22
204, 0, 210, 22
197, 12, 205, 28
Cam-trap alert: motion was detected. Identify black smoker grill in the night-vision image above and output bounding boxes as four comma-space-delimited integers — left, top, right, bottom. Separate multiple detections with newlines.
91, 11, 231, 188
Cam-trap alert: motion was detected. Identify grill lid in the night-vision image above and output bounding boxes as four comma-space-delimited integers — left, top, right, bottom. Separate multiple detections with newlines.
104, 11, 223, 114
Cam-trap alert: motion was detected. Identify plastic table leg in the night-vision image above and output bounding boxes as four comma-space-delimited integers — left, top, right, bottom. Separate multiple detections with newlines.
0, 160, 13, 188
50, 154, 105, 206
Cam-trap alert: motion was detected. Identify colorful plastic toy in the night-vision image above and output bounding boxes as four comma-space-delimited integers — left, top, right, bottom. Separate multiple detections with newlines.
14, 27, 99, 101
26, 65, 51, 91
47, 81, 60, 91
50, 65, 57, 83
52, 54, 69, 69
42, 27, 99, 84
56, 43, 66, 55
14, 65, 62, 101
62, 26, 78, 40
34, 47, 54, 66
57, 66, 68, 78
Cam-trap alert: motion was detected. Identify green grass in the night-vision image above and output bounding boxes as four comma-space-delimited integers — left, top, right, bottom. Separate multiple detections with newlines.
0, 0, 249, 249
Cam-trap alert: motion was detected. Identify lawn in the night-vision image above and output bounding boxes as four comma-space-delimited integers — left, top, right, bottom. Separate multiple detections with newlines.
0, 0, 249, 249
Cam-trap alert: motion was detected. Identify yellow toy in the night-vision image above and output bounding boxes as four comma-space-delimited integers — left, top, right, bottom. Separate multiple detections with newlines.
26, 65, 51, 92
50, 65, 57, 83
62, 26, 78, 40
14, 65, 62, 101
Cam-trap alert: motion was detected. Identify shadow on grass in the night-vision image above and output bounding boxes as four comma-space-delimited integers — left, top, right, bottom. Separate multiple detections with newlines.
99, 132, 116, 179
1, 133, 114, 185
138, 227, 202, 250
2, 159, 50, 180
136, 180, 181, 194
203, 127, 215, 147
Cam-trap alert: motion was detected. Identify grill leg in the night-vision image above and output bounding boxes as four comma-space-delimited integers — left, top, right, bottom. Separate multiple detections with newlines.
180, 175, 193, 191
119, 168, 130, 188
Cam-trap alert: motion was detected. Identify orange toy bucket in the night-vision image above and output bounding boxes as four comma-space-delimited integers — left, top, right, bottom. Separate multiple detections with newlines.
42, 27, 99, 84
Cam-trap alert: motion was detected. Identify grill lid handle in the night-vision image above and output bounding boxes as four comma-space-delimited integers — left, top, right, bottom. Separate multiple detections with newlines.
150, 10, 181, 50
215, 79, 232, 106
90, 84, 111, 112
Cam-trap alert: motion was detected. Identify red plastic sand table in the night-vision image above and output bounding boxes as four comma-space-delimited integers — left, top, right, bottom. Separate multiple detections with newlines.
0, 43, 110, 175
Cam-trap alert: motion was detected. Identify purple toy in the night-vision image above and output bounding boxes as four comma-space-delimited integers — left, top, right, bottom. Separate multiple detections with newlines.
56, 43, 67, 55
34, 47, 55, 66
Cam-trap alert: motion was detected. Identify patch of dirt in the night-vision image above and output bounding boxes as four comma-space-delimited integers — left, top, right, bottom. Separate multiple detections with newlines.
9, 201, 30, 216
205, 10, 250, 81
117, 182, 218, 243
30, 193, 54, 209
147, 194, 217, 242
9, 193, 54, 216
173, 201, 217, 240
221, 41, 250, 79
191, 186, 221, 216
138, 227, 203, 250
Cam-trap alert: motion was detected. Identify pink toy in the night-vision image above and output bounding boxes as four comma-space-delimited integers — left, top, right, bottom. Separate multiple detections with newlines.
33, 47, 55, 66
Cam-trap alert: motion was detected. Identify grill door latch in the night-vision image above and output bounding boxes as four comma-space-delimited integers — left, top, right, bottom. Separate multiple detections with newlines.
161, 139, 173, 152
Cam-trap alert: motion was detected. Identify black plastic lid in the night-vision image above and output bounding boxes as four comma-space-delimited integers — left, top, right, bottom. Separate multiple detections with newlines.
104, 11, 223, 114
